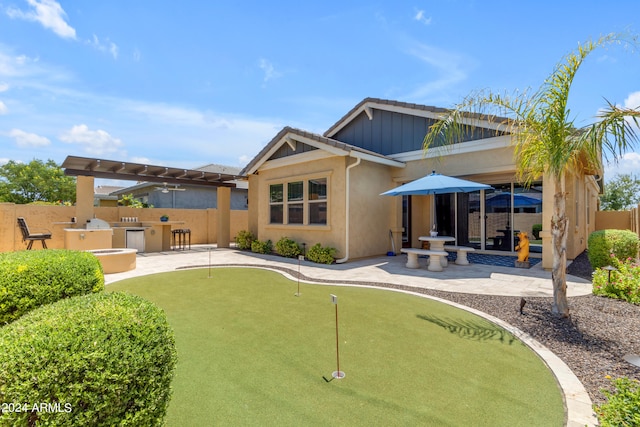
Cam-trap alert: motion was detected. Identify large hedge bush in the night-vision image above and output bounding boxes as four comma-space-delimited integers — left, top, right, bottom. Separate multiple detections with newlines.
587, 230, 639, 269
275, 237, 302, 258
0, 249, 104, 325
0, 292, 177, 427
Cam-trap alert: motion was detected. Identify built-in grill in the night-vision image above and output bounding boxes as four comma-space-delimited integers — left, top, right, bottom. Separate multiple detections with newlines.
85, 218, 111, 229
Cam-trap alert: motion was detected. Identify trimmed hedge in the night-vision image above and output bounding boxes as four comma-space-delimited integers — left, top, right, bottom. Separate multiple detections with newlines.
532, 224, 542, 240
251, 239, 272, 255
0, 292, 177, 427
307, 243, 336, 265
0, 249, 104, 325
235, 230, 255, 250
275, 237, 302, 258
588, 230, 639, 269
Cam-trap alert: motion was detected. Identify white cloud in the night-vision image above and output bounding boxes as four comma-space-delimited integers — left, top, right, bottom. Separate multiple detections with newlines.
9, 128, 51, 147
259, 58, 282, 83
0, 100, 7, 114
6, 0, 76, 39
0, 82, 8, 92
624, 91, 640, 109
59, 124, 124, 155
86, 35, 119, 59
414, 10, 432, 25
402, 41, 468, 100
604, 152, 640, 181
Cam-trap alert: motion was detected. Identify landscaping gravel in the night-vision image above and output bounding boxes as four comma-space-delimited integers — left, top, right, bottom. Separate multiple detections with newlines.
220, 250, 640, 408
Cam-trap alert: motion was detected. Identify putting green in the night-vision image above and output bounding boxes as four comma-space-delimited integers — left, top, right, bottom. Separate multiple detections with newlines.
107, 268, 564, 426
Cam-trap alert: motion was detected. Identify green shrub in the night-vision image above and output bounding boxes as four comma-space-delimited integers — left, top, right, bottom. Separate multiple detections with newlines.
275, 237, 302, 258
235, 230, 255, 250
251, 239, 273, 255
592, 256, 640, 304
588, 230, 639, 269
595, 376, 640, 426
307, 243, 336, 265
532, 224, 542, 240
0, 292, 177, 427
0, 249, 104, 325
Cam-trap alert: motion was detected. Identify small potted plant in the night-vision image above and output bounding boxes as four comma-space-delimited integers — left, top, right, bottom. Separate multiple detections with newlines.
160, 214, 169, 222
430, 223, 438, 237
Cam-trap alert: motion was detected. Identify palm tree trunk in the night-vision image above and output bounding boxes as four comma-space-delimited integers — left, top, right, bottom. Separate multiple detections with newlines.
551, 175, 570, 317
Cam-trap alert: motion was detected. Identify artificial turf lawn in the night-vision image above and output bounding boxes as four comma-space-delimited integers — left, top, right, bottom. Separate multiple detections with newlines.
107, 268, 565, 426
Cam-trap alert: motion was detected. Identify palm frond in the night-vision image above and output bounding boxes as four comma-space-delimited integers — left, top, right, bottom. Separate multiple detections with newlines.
422, 89, 528, 152
584, 100, 640, 164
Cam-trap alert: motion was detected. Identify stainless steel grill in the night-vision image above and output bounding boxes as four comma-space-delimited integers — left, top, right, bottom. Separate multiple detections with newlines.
85, 218, 111, 229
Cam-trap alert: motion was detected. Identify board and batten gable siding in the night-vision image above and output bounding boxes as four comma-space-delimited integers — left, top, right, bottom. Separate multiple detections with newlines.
332, 109, 506, 156
268, 139, 318, 161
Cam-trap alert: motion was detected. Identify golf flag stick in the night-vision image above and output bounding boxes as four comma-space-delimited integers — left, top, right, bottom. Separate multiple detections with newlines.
330, 294, 345, 379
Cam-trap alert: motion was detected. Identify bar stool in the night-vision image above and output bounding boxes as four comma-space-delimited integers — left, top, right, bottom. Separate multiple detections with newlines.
172, 229, 184, 250
181, 229, 191, 250
171, 229, 191, 250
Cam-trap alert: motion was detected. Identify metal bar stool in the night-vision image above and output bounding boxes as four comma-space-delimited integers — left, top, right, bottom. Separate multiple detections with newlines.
181, 229, 191, 250
171, 229, 191, 250
172, 229, 184, 250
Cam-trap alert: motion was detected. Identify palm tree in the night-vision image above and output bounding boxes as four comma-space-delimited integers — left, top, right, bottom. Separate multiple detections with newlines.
423, 33, 640, 317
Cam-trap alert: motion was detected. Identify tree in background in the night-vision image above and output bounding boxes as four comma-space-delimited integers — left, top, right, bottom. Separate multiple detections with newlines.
118, 193, 152, 208
423, 33, 640, 317
0, 159, 76, 204
600, 173, 640, 211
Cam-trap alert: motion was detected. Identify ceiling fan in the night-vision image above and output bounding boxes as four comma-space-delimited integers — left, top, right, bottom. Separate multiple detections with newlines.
154, 183, 186, 194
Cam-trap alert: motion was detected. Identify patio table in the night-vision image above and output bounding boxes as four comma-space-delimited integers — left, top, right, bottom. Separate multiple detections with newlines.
418, 236, 455, 267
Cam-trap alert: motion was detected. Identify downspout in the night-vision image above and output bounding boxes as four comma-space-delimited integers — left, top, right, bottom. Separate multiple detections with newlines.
336, 155, 361, 264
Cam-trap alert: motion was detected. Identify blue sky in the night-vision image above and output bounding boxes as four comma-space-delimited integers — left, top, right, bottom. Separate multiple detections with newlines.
1, 0, 640, 183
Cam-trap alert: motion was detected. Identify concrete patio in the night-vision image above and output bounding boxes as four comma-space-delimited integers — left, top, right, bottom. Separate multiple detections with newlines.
104, 245, 593, 298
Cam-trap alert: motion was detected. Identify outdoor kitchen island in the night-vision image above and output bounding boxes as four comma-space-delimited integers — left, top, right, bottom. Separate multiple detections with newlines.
111, 220, 185, 253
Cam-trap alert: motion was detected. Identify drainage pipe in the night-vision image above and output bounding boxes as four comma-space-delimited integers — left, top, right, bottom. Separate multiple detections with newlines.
335, 155, 361, 264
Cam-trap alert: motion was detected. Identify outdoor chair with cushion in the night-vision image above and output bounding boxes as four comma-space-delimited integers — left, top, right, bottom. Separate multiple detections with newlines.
17, 217, 52, 250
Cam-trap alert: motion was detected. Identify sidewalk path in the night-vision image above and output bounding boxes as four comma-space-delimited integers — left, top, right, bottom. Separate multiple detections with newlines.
105, 246, 593, 298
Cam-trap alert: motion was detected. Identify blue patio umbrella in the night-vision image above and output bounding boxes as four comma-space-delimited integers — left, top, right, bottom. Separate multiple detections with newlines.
485, 193, 541, 208
380, 171, 493, 196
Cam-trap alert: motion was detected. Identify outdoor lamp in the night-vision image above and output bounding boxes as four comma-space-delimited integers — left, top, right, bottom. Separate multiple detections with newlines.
602, 265, 617, 284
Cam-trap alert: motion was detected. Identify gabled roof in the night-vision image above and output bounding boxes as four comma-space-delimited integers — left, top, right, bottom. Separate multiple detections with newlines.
323, 97, 510, 138
240, 126, 405, 175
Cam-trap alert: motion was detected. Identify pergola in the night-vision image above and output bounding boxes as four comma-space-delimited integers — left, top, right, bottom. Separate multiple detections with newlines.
61, 155, 246, 248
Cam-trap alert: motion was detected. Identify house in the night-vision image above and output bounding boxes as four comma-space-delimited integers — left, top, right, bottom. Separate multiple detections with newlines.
241, 98, 599, 268
110, 164, 248, 210
94, 185, 124, 207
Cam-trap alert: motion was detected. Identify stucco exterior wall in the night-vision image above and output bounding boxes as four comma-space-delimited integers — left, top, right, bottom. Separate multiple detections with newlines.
253, 155, 347, 256
348, 160, 396, 258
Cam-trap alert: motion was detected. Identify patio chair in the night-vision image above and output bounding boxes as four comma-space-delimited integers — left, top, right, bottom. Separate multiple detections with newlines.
17, 217, 52, 249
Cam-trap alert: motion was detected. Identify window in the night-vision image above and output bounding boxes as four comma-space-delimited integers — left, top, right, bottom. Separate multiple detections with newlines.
308, 178, 327, 224
268, 177, 328, 225
269, 184, 283, 224
288, 181, 303, 224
